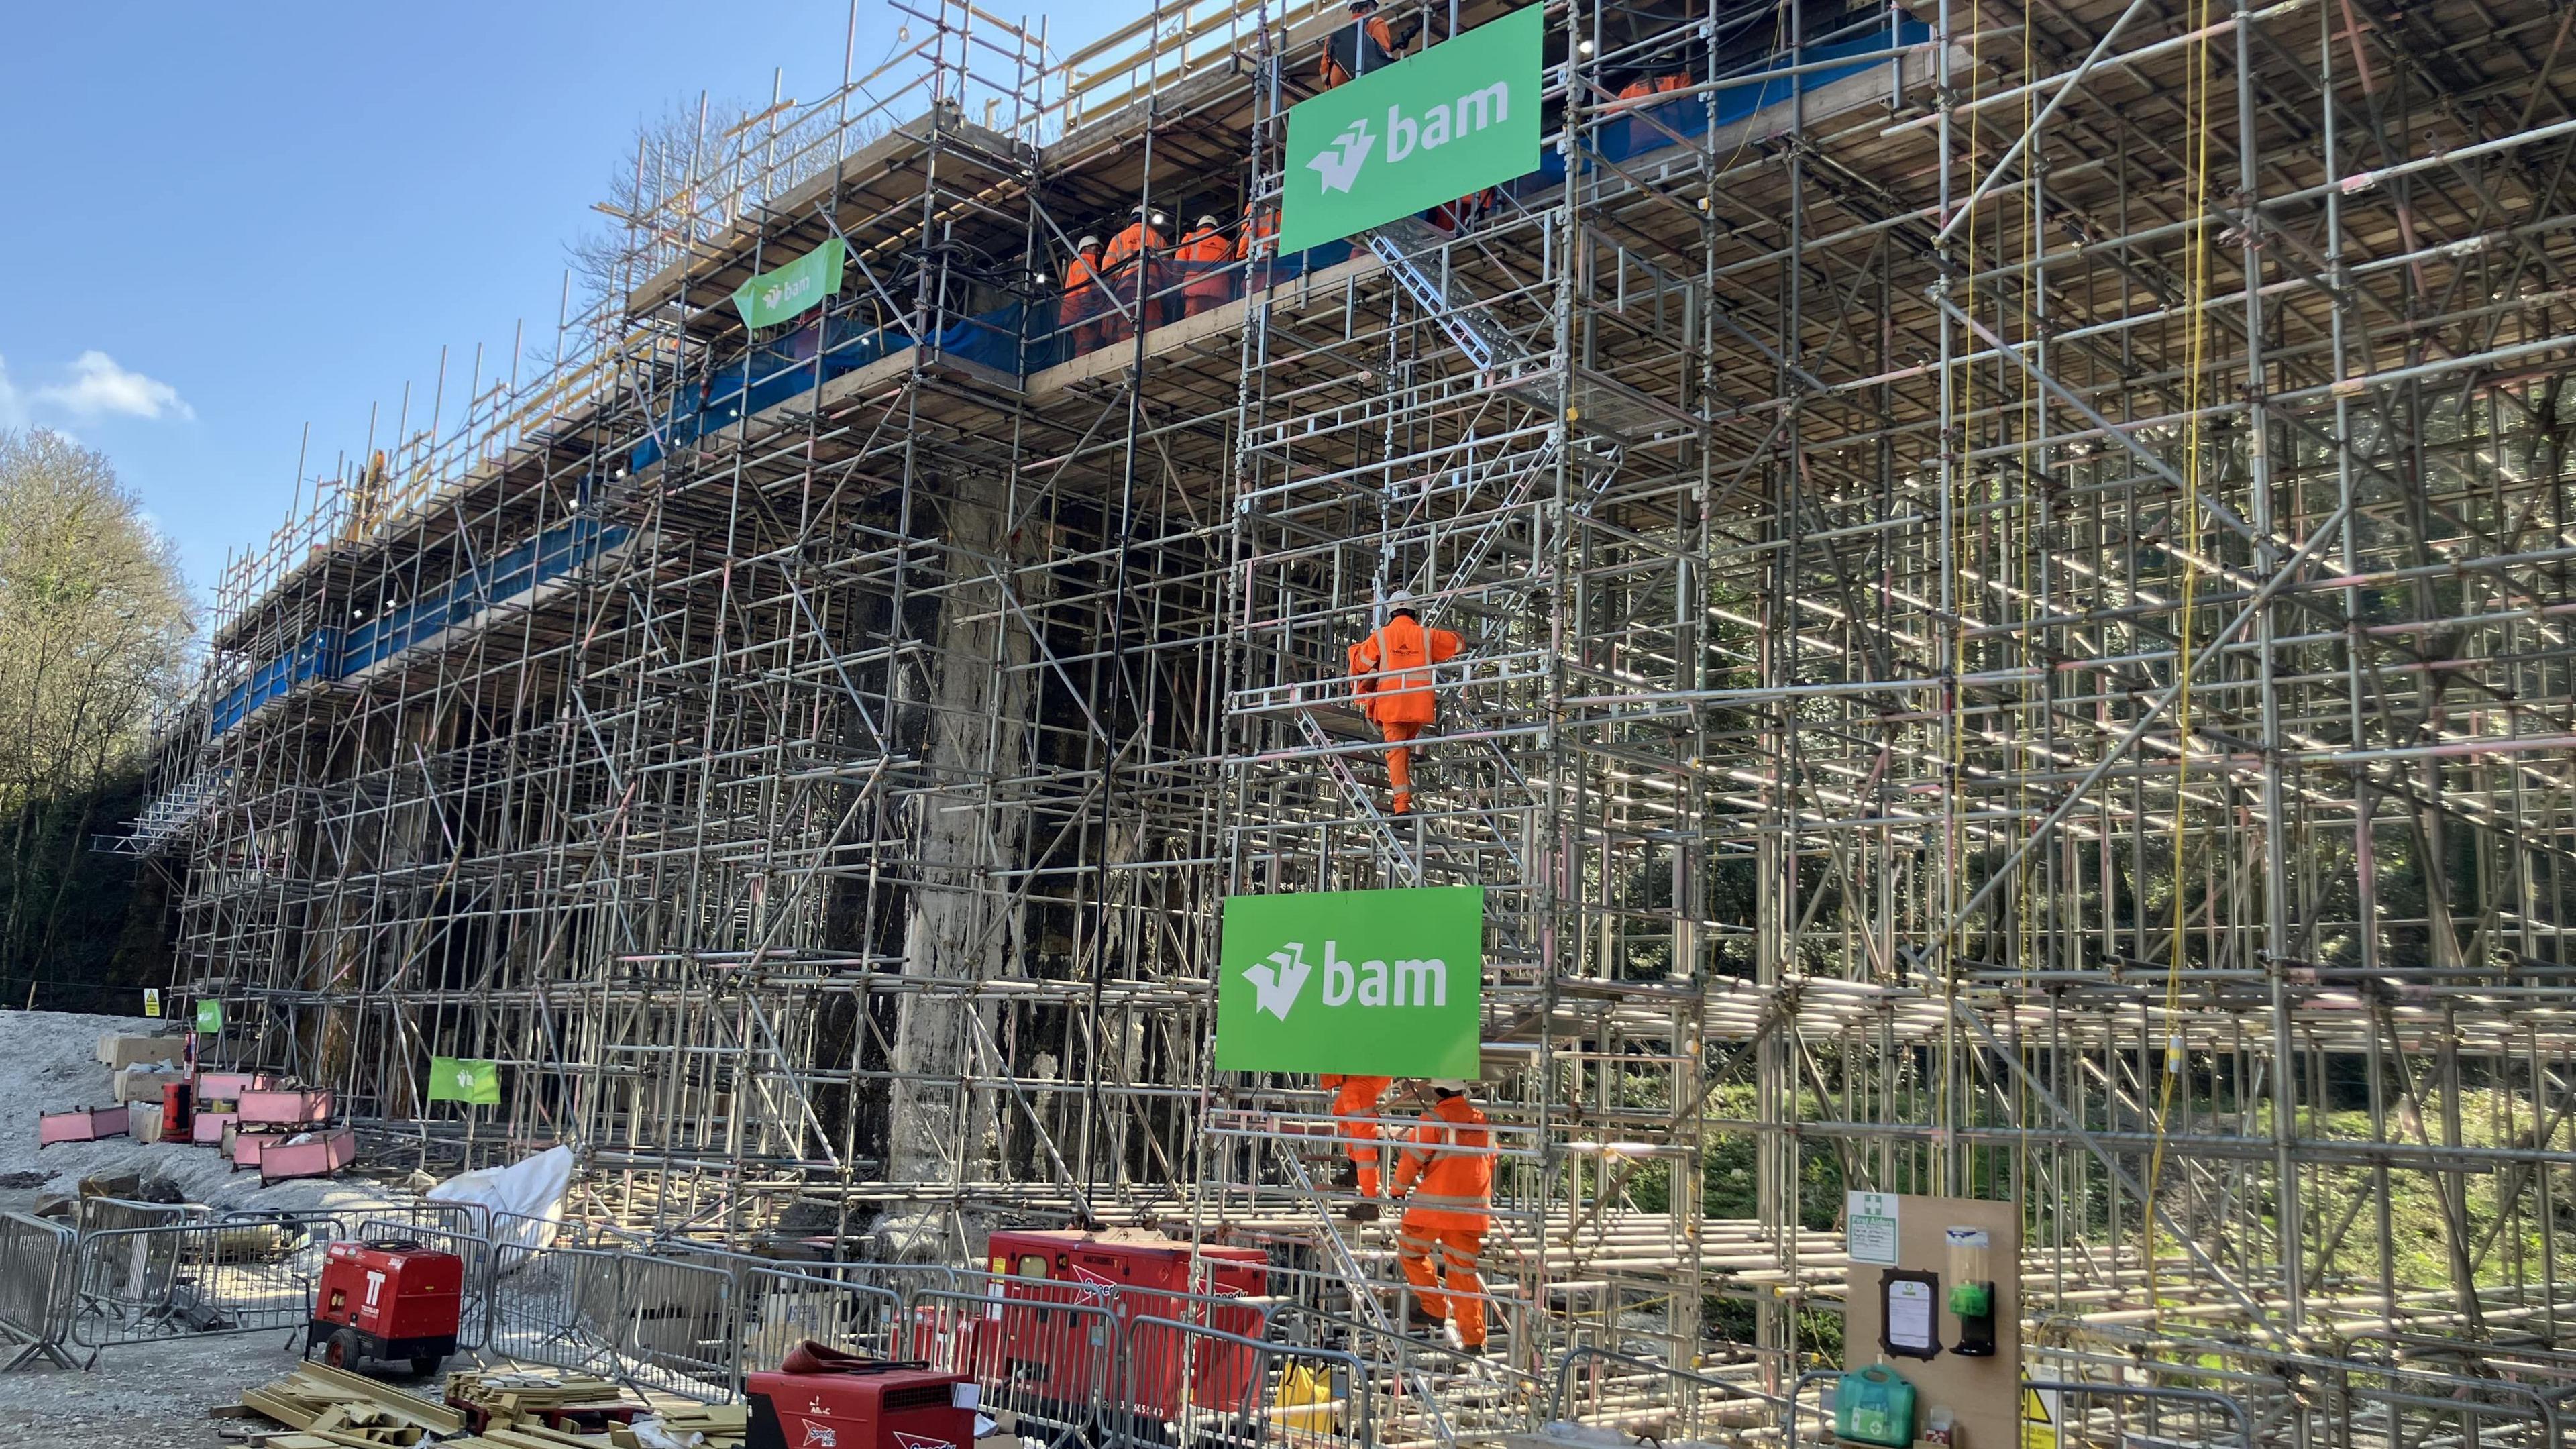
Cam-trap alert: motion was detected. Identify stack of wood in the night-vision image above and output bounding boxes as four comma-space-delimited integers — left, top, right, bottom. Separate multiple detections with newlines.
229, 1361, 466, 1446
229, 1363, 745, 1449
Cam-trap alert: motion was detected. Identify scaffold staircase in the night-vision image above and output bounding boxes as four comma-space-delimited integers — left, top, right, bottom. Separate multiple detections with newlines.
1201, 1099, 1532, 1442
96, 768, 230, 856
1364, 217, 1685, 447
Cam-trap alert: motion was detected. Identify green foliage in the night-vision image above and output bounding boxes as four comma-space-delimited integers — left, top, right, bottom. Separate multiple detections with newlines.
0, 429, 193, 998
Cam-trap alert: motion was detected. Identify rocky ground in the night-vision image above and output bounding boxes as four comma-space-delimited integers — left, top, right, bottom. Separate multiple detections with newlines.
0, 1330, 310, 1448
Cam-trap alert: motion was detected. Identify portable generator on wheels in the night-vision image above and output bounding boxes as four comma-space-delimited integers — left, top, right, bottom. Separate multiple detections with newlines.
746, 1342, 977, 1449
305, 1238, 464, 1379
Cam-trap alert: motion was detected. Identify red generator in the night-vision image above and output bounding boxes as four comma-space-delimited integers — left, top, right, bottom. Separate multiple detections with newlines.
977, 1229, 1270, 1427
307, 1239, 463, 1378
746, 1356, 975, 1449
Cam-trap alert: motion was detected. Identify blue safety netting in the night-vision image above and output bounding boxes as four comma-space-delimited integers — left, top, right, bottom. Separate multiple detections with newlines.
213, 519, 629, 739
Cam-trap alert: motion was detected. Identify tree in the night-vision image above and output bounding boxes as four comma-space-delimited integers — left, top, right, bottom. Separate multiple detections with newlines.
0, 428, 195, 989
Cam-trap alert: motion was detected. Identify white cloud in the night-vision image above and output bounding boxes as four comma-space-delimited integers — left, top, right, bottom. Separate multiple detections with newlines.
33, 350, 193, 421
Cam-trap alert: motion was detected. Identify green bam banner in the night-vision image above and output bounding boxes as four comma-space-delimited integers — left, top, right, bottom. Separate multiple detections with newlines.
429, 1057, 502, 1106
195, 999, 223, 1033
1277, 5, 1544, 254
731, 237, 846, 329
1214, 886, 1483, 1076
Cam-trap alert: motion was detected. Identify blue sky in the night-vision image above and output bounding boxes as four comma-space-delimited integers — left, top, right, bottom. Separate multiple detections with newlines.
0, 2, 1118, 598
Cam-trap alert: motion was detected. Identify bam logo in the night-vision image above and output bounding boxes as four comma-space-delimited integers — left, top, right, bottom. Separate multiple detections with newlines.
1244, 944, 1313, 1020
1320, 940, 1450, 1008
1306, 120, 1375, 193
1384, 85, 1512, 164
1244, 939, 1450, 1020
1215, 887, 1482, 1076
1301, 85, 1514, 197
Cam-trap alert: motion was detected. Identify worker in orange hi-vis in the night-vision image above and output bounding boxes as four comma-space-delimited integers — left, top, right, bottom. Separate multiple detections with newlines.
1320, 0, 1401, 87
1060, 235, 1105, 356
1235, 195, 1279, 288
1101, 205, 1167, 338
1318, 1073, 1395, 1221
1393, 1079, 1493, 1354
1347, 589, 1462, 814
1174, 214, 1233, 318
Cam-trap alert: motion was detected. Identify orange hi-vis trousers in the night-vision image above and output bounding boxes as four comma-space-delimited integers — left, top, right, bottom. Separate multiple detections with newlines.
1322, 1074, 1393, 1195
1397, 1218, 1487, 1348
1381, 720, 1422, 813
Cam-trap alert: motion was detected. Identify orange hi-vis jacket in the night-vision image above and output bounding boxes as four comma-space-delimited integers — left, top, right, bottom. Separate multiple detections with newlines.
1060, 252, 1102, 327
1175, 224, 1230, 265
1394, 1094, 1493, 1230
1321, 15, 1399, 87
1236, 201, 1278, 262
1103, 221, 1165, 278
1348, 614, 1462, 726
1176, 224, 1232, 311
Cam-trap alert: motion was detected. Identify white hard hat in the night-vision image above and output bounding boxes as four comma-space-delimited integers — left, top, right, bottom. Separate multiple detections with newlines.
1429, 1079, 1469, 1092
1077, 235, 1101, 250
1385, 588, 1413, 605
1196, 215, 1220, 229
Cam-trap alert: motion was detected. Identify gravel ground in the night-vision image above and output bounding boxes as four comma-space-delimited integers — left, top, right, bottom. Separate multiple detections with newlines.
0, 1329, 313, 1448
0, 1009, 432, 1444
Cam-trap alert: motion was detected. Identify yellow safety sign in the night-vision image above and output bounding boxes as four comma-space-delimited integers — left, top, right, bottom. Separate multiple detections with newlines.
2021, 1386, 2060, 1448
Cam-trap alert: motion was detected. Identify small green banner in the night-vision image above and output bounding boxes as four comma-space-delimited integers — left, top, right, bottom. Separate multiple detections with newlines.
429, 1057, 502, 1106
1215, 886, 1483, 1076
1277, 5, 1544, 253
731, 237, 846, 329
195, 999, 223, 1032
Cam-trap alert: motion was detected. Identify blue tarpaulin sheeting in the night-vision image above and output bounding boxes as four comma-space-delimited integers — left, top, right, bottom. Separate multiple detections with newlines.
212, 519, 629, 739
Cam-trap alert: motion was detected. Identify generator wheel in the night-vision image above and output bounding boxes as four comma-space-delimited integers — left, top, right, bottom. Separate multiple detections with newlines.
323, 1328, 362, 1371
411, 1354, 446, 1379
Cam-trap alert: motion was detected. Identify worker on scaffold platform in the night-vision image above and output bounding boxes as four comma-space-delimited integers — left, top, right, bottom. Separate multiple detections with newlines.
1319, 1073, 1394, 1221
1393, 1078, 1492, 1354
1320, 0, 1402, 87
1348, 588, 1461, 815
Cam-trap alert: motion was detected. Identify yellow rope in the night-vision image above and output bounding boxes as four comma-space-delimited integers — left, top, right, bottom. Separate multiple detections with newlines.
2142, 0, 2216, 1326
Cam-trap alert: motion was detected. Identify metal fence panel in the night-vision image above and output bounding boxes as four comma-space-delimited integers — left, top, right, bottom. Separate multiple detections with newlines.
61, 1220, 336, 1356
737, 1267, 902, 1379
1550, 1345, 1782, 1445
907, 1285, 1120, 1449
0, 1213, 73, 1368
1121, 1313, 1366, 1449
486, 1244, 734, 1401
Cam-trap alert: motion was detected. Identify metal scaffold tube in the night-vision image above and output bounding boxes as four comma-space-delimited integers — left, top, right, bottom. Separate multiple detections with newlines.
127, 0, 2576, 1439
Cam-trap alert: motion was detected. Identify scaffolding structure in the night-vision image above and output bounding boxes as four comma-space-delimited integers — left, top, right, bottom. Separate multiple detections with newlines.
136, 0, 2576, 1436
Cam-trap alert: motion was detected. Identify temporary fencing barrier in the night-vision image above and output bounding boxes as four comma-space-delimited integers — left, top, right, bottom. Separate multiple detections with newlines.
0, 1213, 74, 1368
487, 1242, 735, 1400
2022, 1379, 2253, 1449
60, 1218, 343, 1358
1550, 1345, 1782, 1444
72, 1196, 210, 1234
735, 1267, 902, 1381
1122, 1313, 1366, 1449
908, 1284, 1122, 1448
